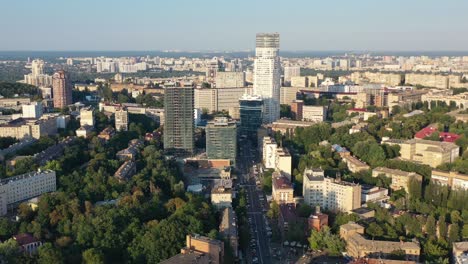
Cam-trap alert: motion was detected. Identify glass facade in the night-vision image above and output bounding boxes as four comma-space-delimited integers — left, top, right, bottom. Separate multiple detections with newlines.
239, 95, 263, 143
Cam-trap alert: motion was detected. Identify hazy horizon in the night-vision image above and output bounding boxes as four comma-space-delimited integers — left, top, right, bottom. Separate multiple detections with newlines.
1, 0, 468, 51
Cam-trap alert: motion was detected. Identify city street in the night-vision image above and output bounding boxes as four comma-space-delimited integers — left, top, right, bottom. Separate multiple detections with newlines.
238, 139, 271, 264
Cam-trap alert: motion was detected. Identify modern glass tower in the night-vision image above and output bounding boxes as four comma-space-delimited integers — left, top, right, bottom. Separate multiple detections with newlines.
253, 33, 281, 124
206, 117, 237, 164
239, 95, 263, 143
164, 86, 194, 156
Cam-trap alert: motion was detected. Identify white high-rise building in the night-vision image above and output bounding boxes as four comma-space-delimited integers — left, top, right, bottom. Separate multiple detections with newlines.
22, 102, 43, 119
253, 33, 281, 124
31, 59, 45, 76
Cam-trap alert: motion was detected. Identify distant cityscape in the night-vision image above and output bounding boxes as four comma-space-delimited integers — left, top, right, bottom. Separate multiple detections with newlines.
0, 30, 467, 264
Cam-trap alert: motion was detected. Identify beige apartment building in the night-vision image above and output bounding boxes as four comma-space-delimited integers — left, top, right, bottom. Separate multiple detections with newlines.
351, 72, 402, 86
215, 72, 245, 88
0, 117, 57, 139
340, 222, 420, 262
387, 90, 427, 110
194, 87, 252, 114
431, 170, 468, 190
0, 170, 56, 216
302, 105, 326, 122
340, 153, 370, 173
372, 167, 423, 192
405, 73, 449, 89
303, 168, 361, 212
211, 186, 233, 209
275, 147, 292, 181
79, 106, 94, 127
272, 172, 294, 204
385, 138, 460, 167
422, 91, 468, 110
291, 76, 308, 87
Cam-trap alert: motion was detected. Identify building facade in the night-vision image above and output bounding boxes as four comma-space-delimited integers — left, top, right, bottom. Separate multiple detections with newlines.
164, 87, 194, 156
254, 33, 281, 123
302, 105, 327, 122
239, 95, 263, 142
303, 168, 361, 212
115, 108, 129, 131
206, 118, 237, 164
52, 70, 73, 109
215, 72, 245, 88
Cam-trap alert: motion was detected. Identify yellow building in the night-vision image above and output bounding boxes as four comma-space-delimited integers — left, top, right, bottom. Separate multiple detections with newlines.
340, 222, 420, 262
372, 167, 423, 192
385, 138, 460, 167
340, 153, 370, 173
211, 186, 233, 209
303, 168, 361, 212
272, 172, 294, 204
431, 170, 468, 190
275, 147, 292, 181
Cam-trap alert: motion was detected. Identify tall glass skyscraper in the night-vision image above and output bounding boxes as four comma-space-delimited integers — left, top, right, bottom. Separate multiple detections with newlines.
239, 95, 263, 143
253, 33, 281, 124
164, 86, 194, 156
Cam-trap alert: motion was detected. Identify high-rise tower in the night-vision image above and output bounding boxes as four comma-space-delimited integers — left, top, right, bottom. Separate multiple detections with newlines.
253, 33, 281, 124
52, 70, 72, 109
164, 86, 194, 156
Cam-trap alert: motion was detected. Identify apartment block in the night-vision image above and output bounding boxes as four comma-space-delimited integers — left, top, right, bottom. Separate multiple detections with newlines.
276, 147, 292, 181
302, 105, 326, 122
431, 170, 468, 190
262, 137, 277, 169
272, 172, 294, 204
340, 153, 370, 173
303, 168, 361, 212
0, 117, 58, 139
385, 138, 460, 167
291, 76, 308, 87
372, 167, 423, 193
79, 106, 94, 127
215, 72, 245, 88
0, 170, 56, 216
290, 100, 303, 120
22, 102, 43, 119
340, 222, 420, 262
405, 73, 449, 89
115, 108, 129, 131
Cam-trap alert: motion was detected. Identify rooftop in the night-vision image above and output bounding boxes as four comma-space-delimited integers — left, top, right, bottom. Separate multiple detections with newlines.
0, 170, 54, 186
13, 233, 40, 246
273, 174, 293, 190
373, 167, 418, 177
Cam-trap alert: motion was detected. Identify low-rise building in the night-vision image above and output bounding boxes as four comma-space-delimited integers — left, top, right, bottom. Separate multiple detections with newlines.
340, 222, 420, 262
269, 119, 316, 136
308, 206, 328, 231
75, 125, 93, 138
98, 127, 116, 141
114, 160, 136, 182
302, 105, 326, 122
361, 185, 388, 203
384, 138, 460, 168
340, 153, 370, 173
303, 168, 361, 212
13, 233, 42, 255
272, 172, 294, 204
453, 242, 468, 264
219, 207, 238, 257
0, 117, 58, 139
211, 185, 233, 209
161, 234, 224, 264
431, 170, 468, 190
0, 170, 56, 216
372, 167, 423, 193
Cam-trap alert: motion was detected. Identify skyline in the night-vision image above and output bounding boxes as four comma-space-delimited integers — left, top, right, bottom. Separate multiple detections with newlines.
1, 0, 468, 51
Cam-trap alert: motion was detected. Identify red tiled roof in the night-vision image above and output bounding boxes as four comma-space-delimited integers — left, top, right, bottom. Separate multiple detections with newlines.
414, 125, 460, 142
13, 233, 39, 245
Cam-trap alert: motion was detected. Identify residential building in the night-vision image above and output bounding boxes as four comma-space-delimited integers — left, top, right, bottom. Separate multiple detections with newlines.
453, 242, 468, 264
272, 172, 294, 204
116, 139, 143, 161
405, 73, 449, 89
283, 66, 300, 84
22, 102, 43, 119
291, 76, 308, 87
98, 127, 115, 141
372, 167, 423, 193
276, 147, 292, 181
0, 117, 58, 139
361, 185, 389, 203
79, 106, 94, 127
414, 125, 460, 143
219, 207, 238, 257
115, 108, 129, 131
114, 160, 136, 182
302, 105, 327, 122
215, 71, 245, 88
0, 170, 56, 216
194, 87, 253, 114
254, 33, 281, 123
340, 153, 370, 173
431, 170, 468, 190
239, 95, 263, 141
206, 118, 237, 164
291, 100, 303, 120
13, 233, 42, 255
303, 168, 361, 212
269, 119, 316, 135
262, 137, 277, 169
211, 185, 233, 209
280, 86, 301, 105
164, 86, 194, 156
161, 235, 224, 264
340, 222, 420, 262
52, 70, 73, 108
76, 125, 93, 138
384, 138, 460, 167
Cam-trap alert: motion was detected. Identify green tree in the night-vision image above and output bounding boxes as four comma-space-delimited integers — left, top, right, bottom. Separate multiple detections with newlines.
426, 215, 437, 240
366, 222, 384, 239
82, 248, 105, 264
438, 215, 447, 240
38, 243, 64, 264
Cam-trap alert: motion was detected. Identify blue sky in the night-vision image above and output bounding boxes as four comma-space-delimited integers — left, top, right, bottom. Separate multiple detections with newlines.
1, 0, 467, 51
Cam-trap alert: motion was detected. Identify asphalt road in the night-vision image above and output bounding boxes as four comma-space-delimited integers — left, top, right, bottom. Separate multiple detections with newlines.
238, 139, 271, 264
